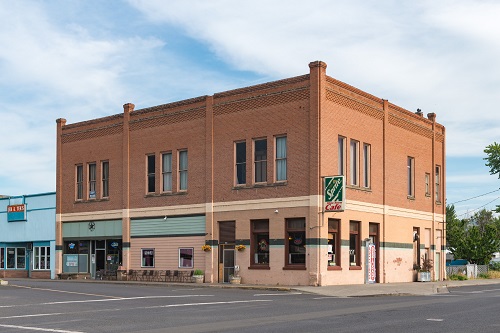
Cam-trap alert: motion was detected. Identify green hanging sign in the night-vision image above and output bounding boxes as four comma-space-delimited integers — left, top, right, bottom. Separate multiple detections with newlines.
324, 176, 345, 212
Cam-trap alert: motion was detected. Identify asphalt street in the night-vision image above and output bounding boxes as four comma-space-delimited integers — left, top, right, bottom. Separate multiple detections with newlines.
1, 280, 500, 332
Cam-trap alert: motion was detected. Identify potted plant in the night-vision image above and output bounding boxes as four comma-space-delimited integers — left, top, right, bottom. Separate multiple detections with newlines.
235, 244, 246, 252
201, 244, 211, 252
193, 269, 204, 283
417, 256, 433, 282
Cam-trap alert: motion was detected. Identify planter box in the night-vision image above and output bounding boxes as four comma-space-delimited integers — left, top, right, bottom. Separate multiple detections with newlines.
418, 271, 431, 282
229, 276, 241, 284
193, 275, 204, 283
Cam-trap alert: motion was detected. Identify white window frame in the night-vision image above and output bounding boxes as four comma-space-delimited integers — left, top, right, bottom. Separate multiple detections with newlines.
350, 139, 359, 186
363, 143, 371, 188
88, 162, 96, 199
254, 138, 267, 183
178, 247, 194, 268
162, 152, 172, 192
101, 160, 109, 198
235, 141, 246, 185
275, 136, 287, 182
338, 136, 346, 176
141, 248, 155, 268
33, 246, 51, 270
408, 157, 415, 198
6, 247, 25, 269
435, 165, 441, 203
178, 150, 188, 191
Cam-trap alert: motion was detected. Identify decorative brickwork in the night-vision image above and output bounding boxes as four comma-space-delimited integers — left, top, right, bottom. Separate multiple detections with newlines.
130, 108, 205, 131
213, 87, 309, 116
61, 123, 123, 143
214, 75, 309, 99
325, 88, 384, 120
388, 113, 433, 139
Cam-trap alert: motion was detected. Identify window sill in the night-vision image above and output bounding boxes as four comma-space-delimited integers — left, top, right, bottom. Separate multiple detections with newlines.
425, 193, 431, 197
283, 266, 306, 270
407, 195, 415, 200
248, 265, 270, 270
436, 201, 442, 205
232, 182, 288, 191
327, 266, 342, 271
74, 198, 109, 204
346, 185, 372, 193
145, 192, 188, 198
349, 266, 362, 270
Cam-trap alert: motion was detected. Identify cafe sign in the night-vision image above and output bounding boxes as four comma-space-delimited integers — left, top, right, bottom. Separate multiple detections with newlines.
323, 176, 345, 212
7, 204, 27, 222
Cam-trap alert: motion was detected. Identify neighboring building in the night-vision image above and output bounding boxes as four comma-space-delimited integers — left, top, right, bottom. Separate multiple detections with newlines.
55, 61, 445, 285
0, 192, 56, 279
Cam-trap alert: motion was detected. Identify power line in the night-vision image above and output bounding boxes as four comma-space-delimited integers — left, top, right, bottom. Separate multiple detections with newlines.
457, 196, 500, 218
449, 188, 500, 205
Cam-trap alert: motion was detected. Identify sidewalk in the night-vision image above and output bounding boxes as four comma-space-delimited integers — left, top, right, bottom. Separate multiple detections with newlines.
3, 277, 500, 297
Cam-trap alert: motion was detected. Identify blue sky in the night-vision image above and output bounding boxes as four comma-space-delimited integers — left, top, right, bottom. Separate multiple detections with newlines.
1, 0, 499, 217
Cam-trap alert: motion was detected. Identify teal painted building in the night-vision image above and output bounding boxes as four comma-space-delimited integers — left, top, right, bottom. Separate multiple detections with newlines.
0, 192, 56, 279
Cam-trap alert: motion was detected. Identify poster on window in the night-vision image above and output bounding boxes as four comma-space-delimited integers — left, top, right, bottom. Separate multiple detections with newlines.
324, 176, 345, 212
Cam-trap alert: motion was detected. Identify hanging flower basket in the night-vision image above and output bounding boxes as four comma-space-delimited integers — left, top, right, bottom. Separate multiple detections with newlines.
202, 245, 212, 252
236, 244, 246, 252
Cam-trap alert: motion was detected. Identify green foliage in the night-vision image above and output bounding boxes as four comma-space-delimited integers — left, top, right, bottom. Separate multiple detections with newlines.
484, 142, 500, 212
489, 262, 500, 271
478, 273, 490, 279
194, 269, 204, 275
448, 273, 468, 281
446, 205, 500, 265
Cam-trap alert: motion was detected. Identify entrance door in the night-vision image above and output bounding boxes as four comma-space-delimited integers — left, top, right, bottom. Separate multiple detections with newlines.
223, 248, 235, 283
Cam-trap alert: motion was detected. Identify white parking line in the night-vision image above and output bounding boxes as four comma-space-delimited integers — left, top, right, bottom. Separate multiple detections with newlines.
0, 323, 84, 332
9, 284, 121, 299
0, 295, 214, 308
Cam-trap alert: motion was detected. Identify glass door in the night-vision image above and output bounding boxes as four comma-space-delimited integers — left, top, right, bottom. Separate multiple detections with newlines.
223, 248, 235, 283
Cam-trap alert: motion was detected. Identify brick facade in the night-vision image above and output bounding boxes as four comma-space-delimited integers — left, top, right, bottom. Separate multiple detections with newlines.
56, 61, 445, 285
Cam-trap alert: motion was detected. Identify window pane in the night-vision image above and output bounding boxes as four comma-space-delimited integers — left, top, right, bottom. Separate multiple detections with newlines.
286, 218, 306, 265
276, 136, 287, 181
17, 247, 25, 269
179, 248, 194, 268
338, 137, 345, 175
7, 248, 15, 268
236, 142, 246, 185
102, 161, 109, 197
142, 249, 155, 267
363, 144, 370, 187
0, 248, 4, 269
147, 155, 155, 193
162, 153, 172, 191
89, 163, 96, 197
76, 165, 83, 200
255, 139, 267, 183
179, 151, 188, 190
350, 140, 358, 185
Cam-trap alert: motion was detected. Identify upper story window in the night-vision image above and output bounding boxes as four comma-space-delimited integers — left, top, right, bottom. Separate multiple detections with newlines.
235, 141, 246, 185
147, 154, 156, 193
407, 157, 415, 198
76, 164, 83, 200
102, 161, 109, 198
350, 139, 359, 186
88, 163, 96, 199
363, 143, 371, 188
179, 150, 188, 191
425, 172, 431, 196
338, 136, 346, 176
254, 138, 267, 183
435, 165, 441, 203
162, 152, 172, 192
275, 136, 287, 182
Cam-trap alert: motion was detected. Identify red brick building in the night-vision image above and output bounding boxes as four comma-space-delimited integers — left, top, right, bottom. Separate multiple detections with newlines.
55, 61, 445, 285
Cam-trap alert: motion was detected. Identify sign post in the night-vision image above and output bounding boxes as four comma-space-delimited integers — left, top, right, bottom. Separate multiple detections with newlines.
323, 176, 345, 212
366, 241, 376, 284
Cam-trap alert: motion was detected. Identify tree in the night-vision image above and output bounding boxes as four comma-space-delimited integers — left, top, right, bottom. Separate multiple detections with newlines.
446, 205, 500, 264
484, 142, 500, 212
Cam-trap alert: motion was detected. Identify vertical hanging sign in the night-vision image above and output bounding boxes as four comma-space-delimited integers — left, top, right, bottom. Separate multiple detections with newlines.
366, 242, 376, 284
324, 176, 345, 212
7, 204, 27, 222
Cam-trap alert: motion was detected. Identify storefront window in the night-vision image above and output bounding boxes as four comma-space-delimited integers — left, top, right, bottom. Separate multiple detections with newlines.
286, 218, 306, 266
179, 248, 193, 268
1, 248, 4, 269
328, 219, 340, 267
6, 247, 25, 269
251, 220, 269, 265
141, 248, 155, 267
349, 221, 360, 267
34, 246, 51, 270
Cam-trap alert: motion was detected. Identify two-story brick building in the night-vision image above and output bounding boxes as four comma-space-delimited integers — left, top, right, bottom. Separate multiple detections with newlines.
55, 61, 445, 285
